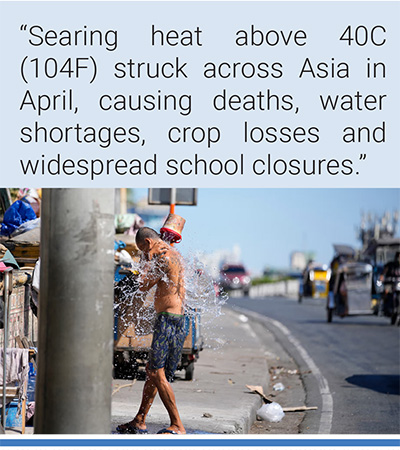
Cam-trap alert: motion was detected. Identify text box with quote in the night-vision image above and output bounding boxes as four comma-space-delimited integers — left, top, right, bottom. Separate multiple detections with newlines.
0, 1, 399, 187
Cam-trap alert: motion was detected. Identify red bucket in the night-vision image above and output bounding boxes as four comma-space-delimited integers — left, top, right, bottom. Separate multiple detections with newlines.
160, 214, 186, 244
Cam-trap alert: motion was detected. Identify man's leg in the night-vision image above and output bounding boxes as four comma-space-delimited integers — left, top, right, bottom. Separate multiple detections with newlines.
117, 365, 157, 432
124, 314, 163, 431
133, 365, 158, 428
151, 368, 186, 434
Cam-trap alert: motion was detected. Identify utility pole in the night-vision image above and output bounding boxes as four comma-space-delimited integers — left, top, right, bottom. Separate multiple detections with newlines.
35, 189, 115, 434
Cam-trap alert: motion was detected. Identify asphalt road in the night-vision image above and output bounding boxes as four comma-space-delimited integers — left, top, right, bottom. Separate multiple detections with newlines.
229, 294, 400, 434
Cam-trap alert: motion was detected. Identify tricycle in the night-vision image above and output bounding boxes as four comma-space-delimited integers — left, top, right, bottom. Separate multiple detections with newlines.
299, 263, 330, 303
327, 262, 373, 323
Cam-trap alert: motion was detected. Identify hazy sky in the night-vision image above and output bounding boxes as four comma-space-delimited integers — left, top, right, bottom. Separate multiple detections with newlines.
133, 189, 400, 274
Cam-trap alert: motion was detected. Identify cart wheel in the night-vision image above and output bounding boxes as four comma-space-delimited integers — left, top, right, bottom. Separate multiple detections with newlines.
185, 362, 195, 381
327, 308, 333, 323
390, 311, 397, 325
298, 294, 302, 303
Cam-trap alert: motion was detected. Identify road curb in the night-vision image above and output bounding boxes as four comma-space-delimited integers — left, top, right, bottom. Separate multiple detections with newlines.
227, 305, 310, 434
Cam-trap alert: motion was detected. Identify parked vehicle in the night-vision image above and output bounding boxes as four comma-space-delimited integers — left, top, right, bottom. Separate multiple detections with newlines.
327, 262, 373, 323
219, 264, 251, 296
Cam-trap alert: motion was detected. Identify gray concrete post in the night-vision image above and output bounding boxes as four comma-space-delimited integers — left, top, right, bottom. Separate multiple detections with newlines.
35, 189, 115, 434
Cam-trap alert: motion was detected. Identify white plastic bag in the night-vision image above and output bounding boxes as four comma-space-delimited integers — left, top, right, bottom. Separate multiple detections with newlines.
117, 249, 133, 265
257, 402, 285, 422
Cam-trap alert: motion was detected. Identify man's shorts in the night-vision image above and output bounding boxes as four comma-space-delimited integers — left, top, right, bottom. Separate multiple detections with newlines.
148, 312, 186, 382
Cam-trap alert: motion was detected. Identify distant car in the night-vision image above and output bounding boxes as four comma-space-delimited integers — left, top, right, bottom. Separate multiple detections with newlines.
220, 264, 251, 295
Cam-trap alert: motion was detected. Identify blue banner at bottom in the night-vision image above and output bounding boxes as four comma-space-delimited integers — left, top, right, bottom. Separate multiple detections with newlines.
0, 439, 399, 447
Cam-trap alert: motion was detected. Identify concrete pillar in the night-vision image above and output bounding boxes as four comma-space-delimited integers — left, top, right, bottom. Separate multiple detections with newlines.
35, 189, 115, 434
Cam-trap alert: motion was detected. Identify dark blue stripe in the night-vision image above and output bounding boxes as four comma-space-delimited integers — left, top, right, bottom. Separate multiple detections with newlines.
0, 439, 399, 447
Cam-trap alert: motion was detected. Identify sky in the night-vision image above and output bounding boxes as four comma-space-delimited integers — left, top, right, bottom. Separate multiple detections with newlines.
132, 188, 400, 275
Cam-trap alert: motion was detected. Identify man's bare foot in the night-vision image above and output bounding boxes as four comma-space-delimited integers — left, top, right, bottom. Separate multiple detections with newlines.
157, 427, 186, 435
116, 420, 148, 434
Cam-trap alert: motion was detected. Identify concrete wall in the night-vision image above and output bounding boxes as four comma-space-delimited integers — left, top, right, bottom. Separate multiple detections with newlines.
229, 279, 300, 298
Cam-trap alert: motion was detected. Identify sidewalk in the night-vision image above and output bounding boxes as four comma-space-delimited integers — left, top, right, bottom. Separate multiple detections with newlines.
111, 307, 306, 434
5, 306, 306, 435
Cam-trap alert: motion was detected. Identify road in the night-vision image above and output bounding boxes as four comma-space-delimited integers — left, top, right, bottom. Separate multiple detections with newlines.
229, 294, 400, 434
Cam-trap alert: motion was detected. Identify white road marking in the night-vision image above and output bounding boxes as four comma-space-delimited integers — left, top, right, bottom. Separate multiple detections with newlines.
243, 322, 258, 339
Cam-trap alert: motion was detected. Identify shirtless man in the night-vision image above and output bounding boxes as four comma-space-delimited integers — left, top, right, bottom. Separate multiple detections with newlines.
117, 227, 186, 435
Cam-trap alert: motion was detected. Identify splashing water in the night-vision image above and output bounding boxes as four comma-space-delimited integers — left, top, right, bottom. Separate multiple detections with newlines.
183, 254, 228, 324
114, 248, 228, 352
183, 254, 229, 351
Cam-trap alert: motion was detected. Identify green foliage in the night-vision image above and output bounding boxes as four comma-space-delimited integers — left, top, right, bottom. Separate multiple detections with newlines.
252, 275, 292, 286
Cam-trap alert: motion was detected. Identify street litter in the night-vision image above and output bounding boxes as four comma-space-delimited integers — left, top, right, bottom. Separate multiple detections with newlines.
202, 413, 213, 418
273, 382, 285, 391
283, 406, 318, 412
257, 402, 285, 422
112, 381, 136, 396
270, 366, 285, 376
246, 385, 273, 403
246, 385, 318, 413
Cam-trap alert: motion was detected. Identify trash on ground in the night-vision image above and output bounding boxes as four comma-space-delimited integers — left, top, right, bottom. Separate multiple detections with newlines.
283, 406, 318, 412
246, 385, 273, 403
273, 382, 285, 391
257, 402, 285, 422
202, 413, 213, 418
269, 366, 285, 376
112, 381, 136, 396
270, 366, 303, 376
